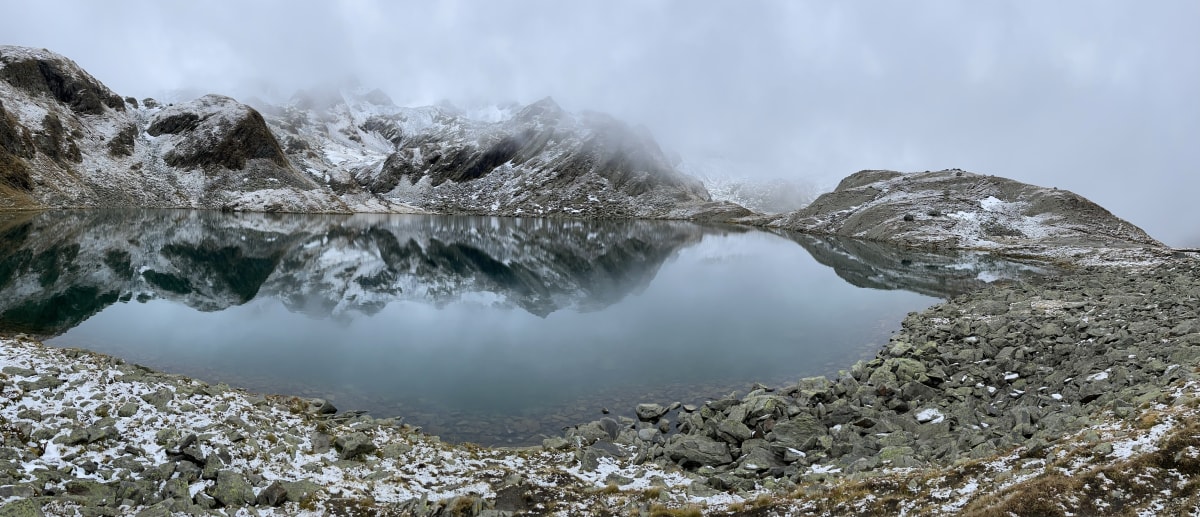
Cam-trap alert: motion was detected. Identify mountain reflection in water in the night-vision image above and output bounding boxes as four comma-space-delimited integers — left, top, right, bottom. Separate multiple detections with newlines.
0, 210, 714, 334
0, 210, 1052, 444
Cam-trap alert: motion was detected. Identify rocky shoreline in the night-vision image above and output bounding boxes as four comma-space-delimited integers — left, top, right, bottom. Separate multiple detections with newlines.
2, 254, 1199, 515
571, 256, 1200, 473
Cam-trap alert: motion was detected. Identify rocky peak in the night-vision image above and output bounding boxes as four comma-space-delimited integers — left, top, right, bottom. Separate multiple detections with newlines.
148, 94, 289, 170
0, 46, 125, 116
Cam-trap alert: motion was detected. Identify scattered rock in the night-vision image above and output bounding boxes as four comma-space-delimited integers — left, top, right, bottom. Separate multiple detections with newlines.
635, 403, 669, 422
334, 432, 377, 460
256, 481, 289, 507
663, 435, 732, 467
210, 470, 255, 507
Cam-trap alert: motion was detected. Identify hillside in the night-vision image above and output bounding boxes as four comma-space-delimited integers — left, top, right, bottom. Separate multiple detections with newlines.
0, 46, 346, 213
759, 169, 1167, 264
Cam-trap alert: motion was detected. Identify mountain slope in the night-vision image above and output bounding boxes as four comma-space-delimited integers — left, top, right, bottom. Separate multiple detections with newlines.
760, 169, 1165, 262
259, 91, 752, 220
1, 46, 751, 220
0, 46, 347, 213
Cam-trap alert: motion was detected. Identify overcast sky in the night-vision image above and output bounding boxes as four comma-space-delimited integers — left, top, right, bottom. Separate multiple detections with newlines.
2, 1, 1197, 245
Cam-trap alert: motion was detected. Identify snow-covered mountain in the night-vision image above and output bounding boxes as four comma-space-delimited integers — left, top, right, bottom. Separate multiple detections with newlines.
0, 46, 751, 220
257, 89, 752, 220
0, 210, 710, 336
0, 46, 346, 213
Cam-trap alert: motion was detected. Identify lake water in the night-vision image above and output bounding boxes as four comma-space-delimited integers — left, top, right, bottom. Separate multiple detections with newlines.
0, 210, 1051, 444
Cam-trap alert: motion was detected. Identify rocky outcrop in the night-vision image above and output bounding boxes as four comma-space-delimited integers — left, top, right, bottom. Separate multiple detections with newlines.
0, 46, 124, 116
147, 95, 289, 170
760, 169, 1165, 261
0, 46, 346, 213
139, 95, 345, 212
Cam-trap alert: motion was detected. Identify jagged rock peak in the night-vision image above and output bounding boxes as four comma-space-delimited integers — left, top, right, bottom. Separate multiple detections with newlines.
0, 46, 125, 115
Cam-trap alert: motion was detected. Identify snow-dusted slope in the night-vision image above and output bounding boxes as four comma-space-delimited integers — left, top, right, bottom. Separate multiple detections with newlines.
260, 92, 752, 220
1, 46, 748, 220
252, 87, 441, 213
0, 210, 707, 336
0, 46, 346, 213
761, 169, 1165, 261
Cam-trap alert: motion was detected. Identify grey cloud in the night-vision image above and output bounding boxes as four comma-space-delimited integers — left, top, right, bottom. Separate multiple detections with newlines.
1, 0, 1197, 245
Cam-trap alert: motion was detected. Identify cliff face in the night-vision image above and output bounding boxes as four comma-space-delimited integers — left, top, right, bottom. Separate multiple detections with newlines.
761, 169, 1164, 260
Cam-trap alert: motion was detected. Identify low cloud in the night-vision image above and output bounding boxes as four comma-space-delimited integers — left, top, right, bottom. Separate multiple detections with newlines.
2, 0, 1197, 244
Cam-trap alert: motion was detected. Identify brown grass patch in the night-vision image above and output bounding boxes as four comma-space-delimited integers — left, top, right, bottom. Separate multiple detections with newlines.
962, 420, 1200, 517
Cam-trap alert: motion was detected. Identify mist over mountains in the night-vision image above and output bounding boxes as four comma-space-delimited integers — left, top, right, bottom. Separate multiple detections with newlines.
0, 46, 749, 221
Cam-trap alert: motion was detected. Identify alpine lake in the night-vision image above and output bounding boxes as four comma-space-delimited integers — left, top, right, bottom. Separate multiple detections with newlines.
0, 210, 1054, 445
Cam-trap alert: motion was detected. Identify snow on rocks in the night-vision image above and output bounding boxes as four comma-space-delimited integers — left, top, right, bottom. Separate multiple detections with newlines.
0, 46, 350, 214
915, 408, 945, 424
760, 169, 1169, 266
0, 337, 730, 515
260, 92, 752, 222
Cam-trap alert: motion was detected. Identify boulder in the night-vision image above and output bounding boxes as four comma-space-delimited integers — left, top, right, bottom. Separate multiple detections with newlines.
210, 470, 254, 507
334, 432, 377, 460
768, 415, 827, 451
663, 435, 733, 467
634, 403, 669, 422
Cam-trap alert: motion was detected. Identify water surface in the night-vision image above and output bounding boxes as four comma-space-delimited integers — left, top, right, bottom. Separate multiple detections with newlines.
0, 210, 1049, 444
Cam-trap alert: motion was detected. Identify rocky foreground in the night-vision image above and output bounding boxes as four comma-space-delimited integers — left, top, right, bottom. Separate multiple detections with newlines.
2, 254, 1199, 515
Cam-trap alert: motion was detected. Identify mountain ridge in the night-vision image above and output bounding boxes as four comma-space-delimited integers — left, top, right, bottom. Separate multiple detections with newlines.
753, 168, 1169, 263
0, 45, 748, 221
0, 46, 347, 213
